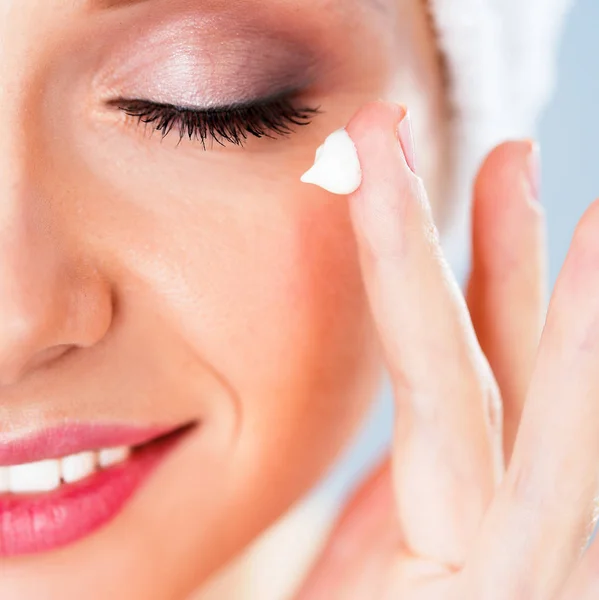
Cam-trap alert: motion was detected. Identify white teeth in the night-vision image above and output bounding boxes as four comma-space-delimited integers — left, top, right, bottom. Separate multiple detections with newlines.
9, 459, 61, 494
0, 446, 133, 495
98, 446, 130, 469
0, 467, 9, 493
61, 451, 96, 484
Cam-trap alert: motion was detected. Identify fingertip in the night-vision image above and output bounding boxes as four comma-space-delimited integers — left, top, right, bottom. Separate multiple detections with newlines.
298, 102, 410, 197
299, 101, 417, 200
345, 101, 414, 179
475, 140, 539, 203
344, 103, 427, 260
473, 140, 546, 254
345, 101, 406, 142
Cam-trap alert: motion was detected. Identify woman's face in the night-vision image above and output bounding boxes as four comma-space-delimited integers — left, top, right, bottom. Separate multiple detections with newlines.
0, 1, 444, 598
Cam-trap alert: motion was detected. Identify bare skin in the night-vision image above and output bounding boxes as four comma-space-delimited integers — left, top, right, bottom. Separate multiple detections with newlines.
0, 2, 445, 599
295, 102, 599, 600
3, 1, 593, 599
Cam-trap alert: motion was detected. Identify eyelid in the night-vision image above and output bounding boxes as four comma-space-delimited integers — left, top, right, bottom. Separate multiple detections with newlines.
107, 87, 309, 113
95, 22, 319, 106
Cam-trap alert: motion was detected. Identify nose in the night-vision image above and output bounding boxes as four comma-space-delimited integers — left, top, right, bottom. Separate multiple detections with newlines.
0, 191, 113, 387
0, 7, 114, 388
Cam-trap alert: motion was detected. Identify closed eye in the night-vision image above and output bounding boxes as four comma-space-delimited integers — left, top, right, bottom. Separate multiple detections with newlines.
107, 94, 321, 149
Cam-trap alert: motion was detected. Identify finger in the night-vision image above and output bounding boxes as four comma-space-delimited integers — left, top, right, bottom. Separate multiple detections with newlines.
560, 510, 599, 600
466, 199, 599, 599
467, 141, 548, 460
294, 459, 398, 600
345, 101, 503, 567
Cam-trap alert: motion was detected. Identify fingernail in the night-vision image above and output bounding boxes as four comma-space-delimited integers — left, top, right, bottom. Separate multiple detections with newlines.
527, 140, 541, 200
396, 106, 416, 174
300, 128, 362, 195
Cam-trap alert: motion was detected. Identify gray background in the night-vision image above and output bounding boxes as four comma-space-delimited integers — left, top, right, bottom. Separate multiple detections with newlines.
320, 0, 599, 503
543, 0, 599, 286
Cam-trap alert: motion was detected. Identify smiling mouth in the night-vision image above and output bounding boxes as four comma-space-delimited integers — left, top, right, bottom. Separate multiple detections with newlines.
0, 422, 196, 558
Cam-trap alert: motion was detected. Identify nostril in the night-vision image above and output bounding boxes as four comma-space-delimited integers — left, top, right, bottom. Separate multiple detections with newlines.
22, 344, 75, 374
0, 342, 74, 387
0, 261, 113, 387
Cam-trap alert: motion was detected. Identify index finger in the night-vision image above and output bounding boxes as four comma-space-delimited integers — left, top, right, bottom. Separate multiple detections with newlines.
303, 101, 502, 567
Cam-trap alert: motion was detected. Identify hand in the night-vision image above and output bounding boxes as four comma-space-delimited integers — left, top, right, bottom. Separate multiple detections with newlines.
295, 102, 599, 600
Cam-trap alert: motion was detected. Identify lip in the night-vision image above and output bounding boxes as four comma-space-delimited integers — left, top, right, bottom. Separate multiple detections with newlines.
0, 422, 195, 558
0, 423, 181, 467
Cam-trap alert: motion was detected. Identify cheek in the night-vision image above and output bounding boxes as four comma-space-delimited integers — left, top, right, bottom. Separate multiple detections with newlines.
71, 144, 381, 475
56, 129, 383, 576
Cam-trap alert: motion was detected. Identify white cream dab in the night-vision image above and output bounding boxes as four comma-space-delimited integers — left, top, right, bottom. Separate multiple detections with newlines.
300, 128, 362, 195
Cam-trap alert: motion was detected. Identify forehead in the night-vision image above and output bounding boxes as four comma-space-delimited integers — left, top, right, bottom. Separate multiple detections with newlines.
82, 0, 391, 13
88, 0, 391, 8
2, 0, 394, 40
0, 0, 391, 43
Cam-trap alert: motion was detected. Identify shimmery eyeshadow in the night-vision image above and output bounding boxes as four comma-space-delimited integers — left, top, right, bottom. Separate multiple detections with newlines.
96, 11, 320, 109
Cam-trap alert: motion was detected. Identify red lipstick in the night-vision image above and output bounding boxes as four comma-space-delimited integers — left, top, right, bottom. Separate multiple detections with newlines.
0, 423, 193, 557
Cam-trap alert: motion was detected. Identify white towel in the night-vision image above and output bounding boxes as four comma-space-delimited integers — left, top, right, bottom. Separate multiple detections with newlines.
428, 0, 574, 276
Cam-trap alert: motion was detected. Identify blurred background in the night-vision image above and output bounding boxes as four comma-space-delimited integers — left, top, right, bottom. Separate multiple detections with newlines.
542, 0, 599, 287
321, 0, 599, 503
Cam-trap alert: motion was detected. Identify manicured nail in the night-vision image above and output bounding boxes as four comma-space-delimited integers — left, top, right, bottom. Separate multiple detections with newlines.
300, 128, 362, 195
527, 140, 541, 200
396, 106, 416, 174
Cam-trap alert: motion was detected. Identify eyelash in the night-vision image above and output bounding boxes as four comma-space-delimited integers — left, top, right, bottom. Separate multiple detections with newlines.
109, 96, 321, 149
